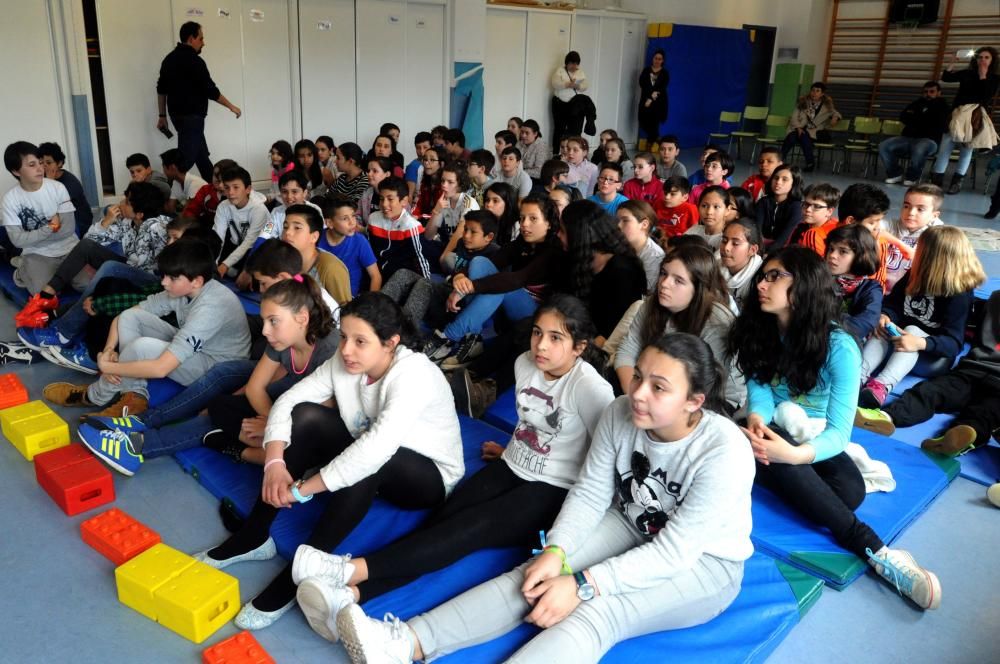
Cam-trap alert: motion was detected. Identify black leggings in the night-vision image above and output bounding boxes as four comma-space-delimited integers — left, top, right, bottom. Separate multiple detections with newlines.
753, 425, 883, 559
210, 402, 447, 611
49, 238, 123, 292
358, 459, 568, 601
885, 369, 1000, 448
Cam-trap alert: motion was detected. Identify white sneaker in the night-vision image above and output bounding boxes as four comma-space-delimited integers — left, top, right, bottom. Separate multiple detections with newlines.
337, 603, 413, 664
291, 544, 353, 586
884, 175, 903, 184
987, 482, 1000, 508
296, 579, 355, 642
903, 179, 917, 186
867, 547, 941, 610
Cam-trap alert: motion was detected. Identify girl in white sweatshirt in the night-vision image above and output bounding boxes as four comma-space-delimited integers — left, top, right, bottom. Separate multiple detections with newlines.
335, 332, 755, 664
194, 292, 465, 630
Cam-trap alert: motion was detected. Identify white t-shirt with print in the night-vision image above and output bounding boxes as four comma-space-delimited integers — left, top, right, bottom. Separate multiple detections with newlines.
1, 179, 78, 257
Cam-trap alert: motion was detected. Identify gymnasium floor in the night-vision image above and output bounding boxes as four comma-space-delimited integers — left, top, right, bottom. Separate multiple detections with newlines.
1, 156, 998, 663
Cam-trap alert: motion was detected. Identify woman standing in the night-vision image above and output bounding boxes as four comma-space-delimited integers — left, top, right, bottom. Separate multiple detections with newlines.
930, 46, 999, 195
638, 49, 669, 146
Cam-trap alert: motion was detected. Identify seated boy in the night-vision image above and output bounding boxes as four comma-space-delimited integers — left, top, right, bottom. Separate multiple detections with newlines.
742, 147, 781, 201
839, 183, 912, 291
405, 131, 433, 200
251, 169, 321, 253
791, 183, 840, 252
587, 163, 628, 213
38, 141, 94, 236
126, 152, 172, 202
182, 158, 236, 227
491, 130, 517, 178
655, 135, 687, 180
443, 128, 472, 162
530, 158, 569, 196
212, 165, 271, 280
467, 149, 495, 205
622, 151, 662, 203
882, 183, 944, 290
316, 195, 381, 296
686, 143, 719, 186
494, 146, 532, 199
43, 238, 251, 424
653, 176, 698, 238
3, 141, 85, 298
368, 176, 432, 280
17, 181, 170, 336
280, 203, 351, 306
689, 150, 733, 204
160, 148, 207, 214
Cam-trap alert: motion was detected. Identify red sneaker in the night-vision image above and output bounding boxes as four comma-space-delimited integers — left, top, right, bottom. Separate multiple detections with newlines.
859, 378, 889, 408
14, 309, 51, 328
16, 292, 59, 319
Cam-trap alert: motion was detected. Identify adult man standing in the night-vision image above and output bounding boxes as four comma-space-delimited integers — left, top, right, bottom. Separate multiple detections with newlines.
879, 80, 950, 186
156, 22, 241, 181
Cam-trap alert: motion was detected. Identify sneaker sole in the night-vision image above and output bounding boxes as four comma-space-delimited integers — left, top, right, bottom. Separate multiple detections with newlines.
854, 410, 895, 437
336, 604, 374, 664
296, 581, 339, 642
42, 346, 98, 375
78, 427, 136, 477
16, 329, 50, 352
921, 425, 977, 456
857, 388, 884, 410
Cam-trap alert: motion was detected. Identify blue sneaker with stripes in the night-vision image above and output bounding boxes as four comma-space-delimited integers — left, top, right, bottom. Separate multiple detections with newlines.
78, 423, 144, 476
83, 412, 147, 436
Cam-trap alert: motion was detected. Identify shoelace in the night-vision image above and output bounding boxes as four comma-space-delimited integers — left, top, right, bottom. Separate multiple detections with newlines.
456, 336, 479, 360
381, 613, 407, 640
866, 548, 914, 596
103, 428, 139, 456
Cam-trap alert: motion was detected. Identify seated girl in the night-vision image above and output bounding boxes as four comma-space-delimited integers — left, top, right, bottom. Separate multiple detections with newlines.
614, 244, 744, 410
615, 199, 665, 292
563, 136, 598, 196
78, 274, 338, 471
413, 147, 446, 221
719, 218, 763, 312
824, 224, 882, 341
315, 135, 338, 187
731, 245, 940, 610
356, 156, 393, 229
289, 295, 614, 643
424, 195, 566, 369
194, 293, 465, 629
422, 160, 480, 265
483, 181, 521, 246
684, 185, 730, 251
295, 139, 326, 197
366, 134, 405, 179
725, 186, 755, 224
858, 226, 985, 408
333, 332, 754, 664
755, 164, 803, 248
599, 137, 634, 182
268, 141, 295, 203
331, 143, 370, 205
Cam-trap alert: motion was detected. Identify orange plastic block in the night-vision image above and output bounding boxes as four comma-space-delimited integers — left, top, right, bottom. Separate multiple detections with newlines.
0, 373, 29, 410
81, 508, 160, 566
202, 631, 275, 664
34, 444, 115, 515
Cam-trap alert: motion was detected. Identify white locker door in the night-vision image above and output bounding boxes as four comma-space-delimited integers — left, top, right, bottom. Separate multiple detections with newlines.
170, 1, 249, 174
570, 13, 601, 107
298, 0, 357, 144
617, 19, 645, 145
95, 0, 175, 193
595, 17, 625, 138
402, 2, 446, 161
484, 9, 527, 137
524, 11, 571, 143
355, 0, 406, 153
239, 0, 294, 183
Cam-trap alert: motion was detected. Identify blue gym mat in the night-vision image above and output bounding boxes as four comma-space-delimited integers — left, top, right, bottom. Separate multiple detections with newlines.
370, 551, 818, 664
482, 386, 518, 434
0, 263, 80, 308
974, 278, 999, 301
172, 414, 504, 560
750, 428, 959, 589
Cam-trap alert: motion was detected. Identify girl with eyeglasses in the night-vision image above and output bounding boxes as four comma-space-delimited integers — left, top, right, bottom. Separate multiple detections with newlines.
413, 146, 446, 221
729, 246, 941, 610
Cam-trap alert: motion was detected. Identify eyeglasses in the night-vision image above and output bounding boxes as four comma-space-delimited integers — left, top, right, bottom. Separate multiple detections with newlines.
758, 269, 793, 283
422, 157, 439, 163
801, 202, 829, 210
597, 176, 620, 184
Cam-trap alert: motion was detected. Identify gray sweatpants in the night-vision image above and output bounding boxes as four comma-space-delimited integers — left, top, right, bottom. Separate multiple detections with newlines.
14, 253, 90, 295
410, 509, 743, 664
87, 308, 215, 405
860, 325, 949, 390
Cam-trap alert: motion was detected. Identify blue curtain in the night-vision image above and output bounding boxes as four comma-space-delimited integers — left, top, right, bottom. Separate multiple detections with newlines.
450, 62, 485, 150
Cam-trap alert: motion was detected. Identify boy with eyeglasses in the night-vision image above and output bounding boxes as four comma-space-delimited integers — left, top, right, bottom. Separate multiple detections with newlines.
587, 163, 628, 213
791, 183, 841, 253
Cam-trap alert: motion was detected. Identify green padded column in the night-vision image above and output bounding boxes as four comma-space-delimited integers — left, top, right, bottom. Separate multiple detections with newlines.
772, 63, 803, 115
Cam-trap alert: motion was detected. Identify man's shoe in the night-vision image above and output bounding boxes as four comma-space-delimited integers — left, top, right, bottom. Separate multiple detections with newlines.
83, 392, 148, 421
867, 547, 941, 610
78, 423, 143, 476
441, 334, 483, 370
297, 581, 356, 643
854, 407, 896, 436
921, 424, 978, 456
43, 382, 93, 407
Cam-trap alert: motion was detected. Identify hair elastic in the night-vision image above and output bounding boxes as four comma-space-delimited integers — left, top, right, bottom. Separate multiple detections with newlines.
293, 274, 304, 283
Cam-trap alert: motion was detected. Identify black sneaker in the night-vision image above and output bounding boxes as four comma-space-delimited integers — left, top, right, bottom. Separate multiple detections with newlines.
441, 334, 484, 370
423, 330, 455, 364
449, 368, 474, 417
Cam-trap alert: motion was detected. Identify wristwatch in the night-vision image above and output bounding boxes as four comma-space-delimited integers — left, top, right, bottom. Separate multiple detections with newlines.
290, 479, 312, 503
574, 571, 595, 601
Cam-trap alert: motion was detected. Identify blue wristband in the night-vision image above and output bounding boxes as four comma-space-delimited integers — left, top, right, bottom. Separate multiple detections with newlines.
291, 483, 312, 503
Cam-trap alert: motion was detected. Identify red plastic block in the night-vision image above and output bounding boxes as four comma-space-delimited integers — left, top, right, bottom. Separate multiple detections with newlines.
0, 373, 29, 410
34, 444, 115, 516
81, 508, 160, 566
202, 631, 275, 664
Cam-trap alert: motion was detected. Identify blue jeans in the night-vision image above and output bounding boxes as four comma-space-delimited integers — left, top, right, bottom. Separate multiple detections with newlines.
142, 359, 257, 428
443, 257, 538, 340
879, 136, 938, 180
931, 132, 973, 176
54, 262, 159, 339
141, 414, 214, 458
171, 113, 214, 181
782, 130, 816, 165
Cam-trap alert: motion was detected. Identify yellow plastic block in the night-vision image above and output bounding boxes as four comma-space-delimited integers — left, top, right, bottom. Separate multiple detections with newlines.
0, 400, 69, 461
114, 543, 240, 644
115, 543, 196, 621
156, 562, 240, 643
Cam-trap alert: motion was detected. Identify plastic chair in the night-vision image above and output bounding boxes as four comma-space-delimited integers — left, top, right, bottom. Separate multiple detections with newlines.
731, 105, 770, 161
708, 111, 742, 152
843, 117, 883, 177
750, 114, 789, 164
813, 117, 851, 173
870, 120, 904, 178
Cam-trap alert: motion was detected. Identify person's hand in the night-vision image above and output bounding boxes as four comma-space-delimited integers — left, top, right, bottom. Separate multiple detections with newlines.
82, 296, 96, 316
741, 423, 806, 465
262, 464, 294, 508
796, 128, 804, 136
651, 91, 659, 100
891, 330, 926, 353
436, 192, 450, 211
102, 205, 121, 226
48, 216, 62, 233
229, 104, 242, 119
446, 290, 464, 313
452, 273, 474, 295
644, 99, 652, 108
156, 116, 167, 131
521, 550, 565, 600
524, 575, 581, 628
235, 270, 253, 291
874, 314, 893, 340
481, 441, 504, 461
217, 263, 229, 278
239, 415, 267, 444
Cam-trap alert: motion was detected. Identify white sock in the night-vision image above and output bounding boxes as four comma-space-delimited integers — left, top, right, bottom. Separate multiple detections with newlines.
343, 561, 355, 585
